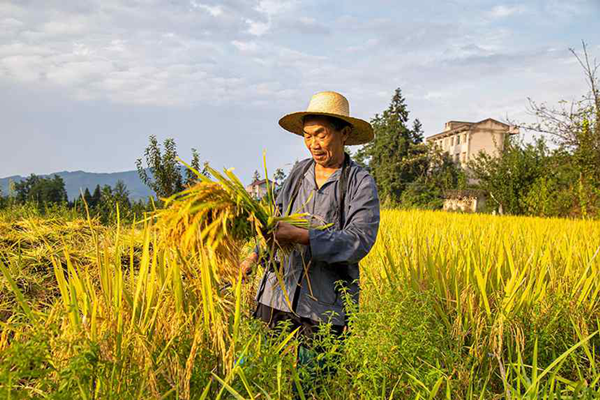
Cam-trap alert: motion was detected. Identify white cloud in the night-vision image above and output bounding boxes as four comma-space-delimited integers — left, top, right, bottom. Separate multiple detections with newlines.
190, 1, 223, 17
0, 18, 23, 29
0, 0, 595, 129
246, 19, 270, 36
42, 19, 88, 36
256, 0, 296, 17
423, 91, 451, 101
231, 40, 259, 52
544, 0, 589, 18
245, 0, 298, 36
487, 5, 527, 18
0, 54, 46, 82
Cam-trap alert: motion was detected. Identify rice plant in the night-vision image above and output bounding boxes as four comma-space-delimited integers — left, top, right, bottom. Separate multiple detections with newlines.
1, 198, 600, 398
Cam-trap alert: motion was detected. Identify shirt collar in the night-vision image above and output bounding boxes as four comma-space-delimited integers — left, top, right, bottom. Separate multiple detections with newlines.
303, 161, 343, 190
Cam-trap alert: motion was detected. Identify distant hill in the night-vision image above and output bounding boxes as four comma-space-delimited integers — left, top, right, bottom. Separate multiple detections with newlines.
0, 170, 154, 201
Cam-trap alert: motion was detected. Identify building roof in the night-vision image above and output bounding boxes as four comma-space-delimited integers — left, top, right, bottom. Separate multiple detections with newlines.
425, 118, 516, 141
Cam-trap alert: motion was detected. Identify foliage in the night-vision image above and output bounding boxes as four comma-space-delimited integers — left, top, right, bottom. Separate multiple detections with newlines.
273, 168, 287, 196
13, 174, 68, 206
251, 169, 261, 183
186, 148, 206, 187
354, 88, 426, 204
468, 136, 551, 215
495, 41, 600, 218
468, 134, 600, 218
71, 180, 151, 224
273, 168, 286, 185
517, 42, 599, 175
399, 145, 466, 209
91, 184, 101, 208
136, 135, 206, 201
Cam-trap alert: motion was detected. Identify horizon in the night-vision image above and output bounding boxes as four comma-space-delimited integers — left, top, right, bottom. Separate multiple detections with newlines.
1, 0, 599, 183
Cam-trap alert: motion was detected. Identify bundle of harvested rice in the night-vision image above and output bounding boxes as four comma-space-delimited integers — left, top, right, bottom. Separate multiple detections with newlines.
154, 160, 324, 262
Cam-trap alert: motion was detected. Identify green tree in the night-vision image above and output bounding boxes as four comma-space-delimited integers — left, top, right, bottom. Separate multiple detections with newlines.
512, 42, 600, 217
98, 185, 116, 223
273, 168, 286, 185
113, 180, 131, 210
83, 188, 93, 207
136, 136, 183, 200
136, 136, 205, 201
74, 187, 93, 211
399, 145, 466, 209
468, 136, 550, 215
14, 174, 68, 206
91, 185, 102, 209
354, 88, 425, 204
251, 170, 261, 183
185, 148, 208, 186
14, 175, 41, 203
273, 168, 287, 196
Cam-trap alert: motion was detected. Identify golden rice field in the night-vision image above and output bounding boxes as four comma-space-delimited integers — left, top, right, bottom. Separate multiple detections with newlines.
1, 207, 600, 399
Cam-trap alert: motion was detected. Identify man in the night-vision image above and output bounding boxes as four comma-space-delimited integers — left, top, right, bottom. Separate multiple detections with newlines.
241, 91, 380, 337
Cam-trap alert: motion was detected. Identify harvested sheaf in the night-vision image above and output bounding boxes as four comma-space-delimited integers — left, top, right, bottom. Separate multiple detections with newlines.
153, 162, 324, 263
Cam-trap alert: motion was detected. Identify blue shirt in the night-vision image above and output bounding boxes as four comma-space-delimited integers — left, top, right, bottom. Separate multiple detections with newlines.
255, 156, 380, 326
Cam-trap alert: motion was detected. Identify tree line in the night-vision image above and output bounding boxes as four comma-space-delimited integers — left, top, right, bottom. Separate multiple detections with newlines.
0, 174, 152, 224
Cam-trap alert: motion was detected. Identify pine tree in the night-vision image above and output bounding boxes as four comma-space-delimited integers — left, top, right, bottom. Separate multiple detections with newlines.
83, 188, 93, 206
354, 88, 425, 203
273, 168, 287, 196
185, 148, 208, 186
91, 185, 102, 209
113, 180, 131, 209
252, 170, 261, 183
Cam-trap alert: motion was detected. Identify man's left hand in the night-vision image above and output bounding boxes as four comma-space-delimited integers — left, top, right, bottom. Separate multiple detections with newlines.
275, 222, 310, 245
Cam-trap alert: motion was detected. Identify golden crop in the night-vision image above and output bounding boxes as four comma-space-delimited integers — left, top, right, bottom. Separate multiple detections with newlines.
1, 204, 599, 398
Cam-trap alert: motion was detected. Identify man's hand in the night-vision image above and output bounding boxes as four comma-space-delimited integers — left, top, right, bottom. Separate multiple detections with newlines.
240, 252, 258, 280
275, 222, 310, 246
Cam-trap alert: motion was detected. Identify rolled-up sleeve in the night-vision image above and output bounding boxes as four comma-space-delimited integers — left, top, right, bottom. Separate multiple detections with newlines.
309, 174, 380, 265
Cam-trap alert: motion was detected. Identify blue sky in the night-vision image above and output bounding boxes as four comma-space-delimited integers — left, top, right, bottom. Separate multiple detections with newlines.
0, 0, 598, 184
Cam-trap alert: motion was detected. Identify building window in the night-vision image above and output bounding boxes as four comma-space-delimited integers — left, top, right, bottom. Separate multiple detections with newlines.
461, 152, 467, 163
454, 153, 460, 163
462, 133, 467, 143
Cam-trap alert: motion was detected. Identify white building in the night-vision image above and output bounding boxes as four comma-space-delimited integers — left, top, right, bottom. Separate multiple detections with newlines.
426, 118, 519, 168
245, 179, 277, 199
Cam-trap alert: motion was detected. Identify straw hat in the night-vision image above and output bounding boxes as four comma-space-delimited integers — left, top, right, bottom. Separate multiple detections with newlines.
279, 91, 374, 145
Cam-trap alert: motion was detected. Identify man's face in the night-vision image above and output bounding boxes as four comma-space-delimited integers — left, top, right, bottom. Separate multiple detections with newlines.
303, 116, 349, 168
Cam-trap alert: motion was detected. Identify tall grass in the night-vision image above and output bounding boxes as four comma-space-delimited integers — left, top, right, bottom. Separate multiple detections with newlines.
1, 206, 600, 398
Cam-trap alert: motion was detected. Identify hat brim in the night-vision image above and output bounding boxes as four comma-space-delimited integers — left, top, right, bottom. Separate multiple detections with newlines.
278, 112, 374, 146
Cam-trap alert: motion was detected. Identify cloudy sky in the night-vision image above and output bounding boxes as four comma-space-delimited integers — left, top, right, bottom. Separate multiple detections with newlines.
0, 0, 598, 183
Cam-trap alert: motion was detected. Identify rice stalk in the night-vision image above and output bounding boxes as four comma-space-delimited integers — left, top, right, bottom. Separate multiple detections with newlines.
153, 158, 328, 283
